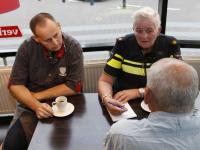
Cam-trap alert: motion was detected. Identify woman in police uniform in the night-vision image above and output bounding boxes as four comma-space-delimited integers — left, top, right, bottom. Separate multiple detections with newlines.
98, 7, 182, 115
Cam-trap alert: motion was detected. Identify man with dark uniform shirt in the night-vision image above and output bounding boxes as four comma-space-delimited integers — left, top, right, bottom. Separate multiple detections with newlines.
3, 13, 83, 150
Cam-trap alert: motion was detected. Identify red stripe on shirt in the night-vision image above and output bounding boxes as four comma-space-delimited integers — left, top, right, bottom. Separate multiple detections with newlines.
75, 81, 82, 93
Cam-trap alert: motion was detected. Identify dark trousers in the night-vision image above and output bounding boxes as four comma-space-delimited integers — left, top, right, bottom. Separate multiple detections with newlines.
4, 119, 28, 150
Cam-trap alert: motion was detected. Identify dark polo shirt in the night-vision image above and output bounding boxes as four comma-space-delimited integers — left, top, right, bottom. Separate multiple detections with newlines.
6, 32, 83, 144
9, 32, 83, 93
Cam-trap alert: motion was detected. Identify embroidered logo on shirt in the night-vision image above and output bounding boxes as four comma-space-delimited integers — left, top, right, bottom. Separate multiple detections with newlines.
59, 67, 67, 76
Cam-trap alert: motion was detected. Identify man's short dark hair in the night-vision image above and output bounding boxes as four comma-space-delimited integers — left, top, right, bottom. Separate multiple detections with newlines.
29, 13, 56, 36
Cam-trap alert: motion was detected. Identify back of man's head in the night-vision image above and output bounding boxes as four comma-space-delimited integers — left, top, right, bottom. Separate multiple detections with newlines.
147, 58, 199, 113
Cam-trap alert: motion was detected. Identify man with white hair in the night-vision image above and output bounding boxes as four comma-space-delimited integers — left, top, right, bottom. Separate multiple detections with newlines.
98, 7, 182, 116
104, 58, 200, 150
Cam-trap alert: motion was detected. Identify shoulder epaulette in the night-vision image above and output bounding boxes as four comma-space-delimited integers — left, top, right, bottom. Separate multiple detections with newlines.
116, 33, 136, 43
116, 36, 126, 42
158, 34, 179, 46
167, 36, 179, 46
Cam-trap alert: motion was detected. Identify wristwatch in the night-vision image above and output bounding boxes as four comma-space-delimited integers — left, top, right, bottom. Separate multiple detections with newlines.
138, 88, 145, 98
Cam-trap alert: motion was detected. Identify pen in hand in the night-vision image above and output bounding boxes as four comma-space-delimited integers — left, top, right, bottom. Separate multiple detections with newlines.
108, 101, 124, 109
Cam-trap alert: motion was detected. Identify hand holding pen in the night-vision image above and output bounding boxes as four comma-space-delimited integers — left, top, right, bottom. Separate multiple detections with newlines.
107, 100, 128, 116
102, 95, 127, 115
108, 101, 124, 109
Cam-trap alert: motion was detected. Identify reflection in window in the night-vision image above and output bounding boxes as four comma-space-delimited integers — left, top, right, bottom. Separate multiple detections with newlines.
0, 0, 158, 50
166, 0, 200, 40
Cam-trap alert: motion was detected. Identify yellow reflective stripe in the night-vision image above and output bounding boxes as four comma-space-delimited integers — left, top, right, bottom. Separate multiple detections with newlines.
107, 53, 123, 69
124, 59, 151, 67
122, 64, 149, 76
170, 55, 173, 58
115, 54, 123, 60
107, 59, 122, 69
124, 59, 142, 65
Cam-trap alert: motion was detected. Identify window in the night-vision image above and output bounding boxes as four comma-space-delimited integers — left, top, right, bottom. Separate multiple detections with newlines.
0, 0, 158, 50
166, 0, 200, 40
0, 0, 159, 66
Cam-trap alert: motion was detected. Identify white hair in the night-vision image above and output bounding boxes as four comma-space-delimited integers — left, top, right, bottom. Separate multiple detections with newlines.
147, 58, 198, 113
132, 7, 161, 30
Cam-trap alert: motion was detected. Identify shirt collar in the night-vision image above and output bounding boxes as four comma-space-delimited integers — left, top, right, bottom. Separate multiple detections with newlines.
148, 111, 193, 120
43, 36, 65, 58
56, 43, 64, 58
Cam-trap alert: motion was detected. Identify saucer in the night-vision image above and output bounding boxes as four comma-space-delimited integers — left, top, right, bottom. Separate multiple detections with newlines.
141, 100, 151, 112
52, 102, 74, 117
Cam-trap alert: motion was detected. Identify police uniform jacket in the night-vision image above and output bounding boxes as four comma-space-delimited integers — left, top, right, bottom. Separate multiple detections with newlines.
104, 33, 182, 94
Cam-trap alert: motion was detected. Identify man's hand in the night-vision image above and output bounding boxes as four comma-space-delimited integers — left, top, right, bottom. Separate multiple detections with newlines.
103, 97, 128, 116
35, 103, 54, 119
113, 89, 140, 103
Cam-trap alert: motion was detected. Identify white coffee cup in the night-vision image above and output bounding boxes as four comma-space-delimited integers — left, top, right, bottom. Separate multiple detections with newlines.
52, 96, 67, 112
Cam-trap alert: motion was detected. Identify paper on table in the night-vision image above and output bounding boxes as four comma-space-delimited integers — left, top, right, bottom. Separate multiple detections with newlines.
107, 102, 137, 122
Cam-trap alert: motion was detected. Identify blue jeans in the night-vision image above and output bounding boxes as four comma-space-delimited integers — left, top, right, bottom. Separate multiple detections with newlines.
4, 119, 28, 150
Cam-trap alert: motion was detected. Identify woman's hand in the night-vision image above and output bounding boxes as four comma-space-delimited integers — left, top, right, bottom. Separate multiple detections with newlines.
113, 89, 140, 103
103, 96, 128, 116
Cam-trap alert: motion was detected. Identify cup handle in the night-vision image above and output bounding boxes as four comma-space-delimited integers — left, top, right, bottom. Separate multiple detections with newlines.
52, 102, 57, 107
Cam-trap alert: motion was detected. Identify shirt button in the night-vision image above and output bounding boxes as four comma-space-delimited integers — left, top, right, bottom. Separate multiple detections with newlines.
49, 74, 51, 76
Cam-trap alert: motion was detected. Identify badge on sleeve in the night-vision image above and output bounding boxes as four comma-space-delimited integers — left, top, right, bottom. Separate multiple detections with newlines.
75, 81, 82, 93
107, 49, 114, 62
174, 52, 182, 60
7, 77, 12, 89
